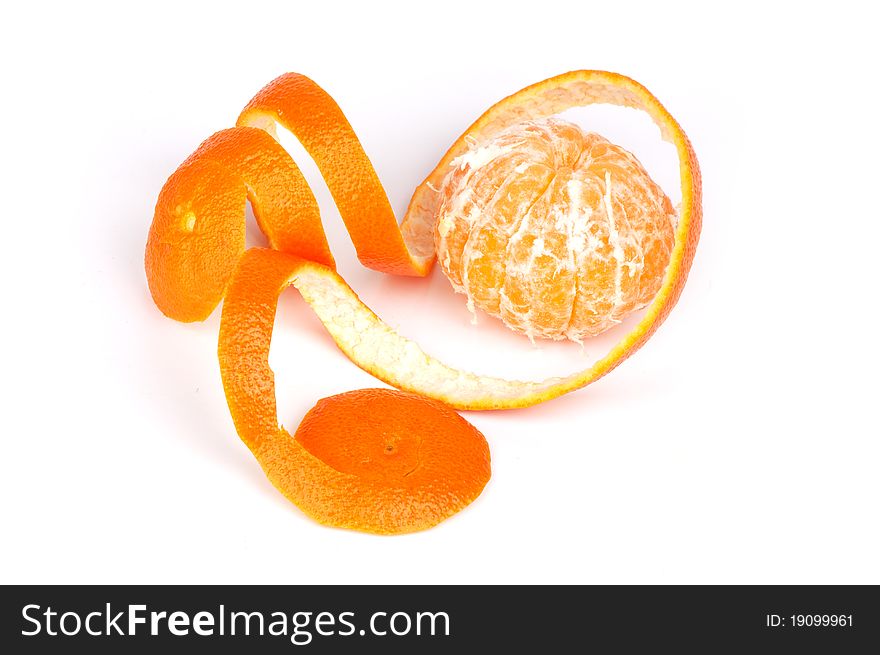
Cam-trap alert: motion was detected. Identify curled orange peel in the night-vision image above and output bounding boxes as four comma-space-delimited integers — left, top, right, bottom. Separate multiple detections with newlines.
218, 248, 490, 533
145, 71, 701, 532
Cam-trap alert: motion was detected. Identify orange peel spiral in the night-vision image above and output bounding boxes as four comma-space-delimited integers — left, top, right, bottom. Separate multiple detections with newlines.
145, 70, 701, 533
218, 248, 490, 533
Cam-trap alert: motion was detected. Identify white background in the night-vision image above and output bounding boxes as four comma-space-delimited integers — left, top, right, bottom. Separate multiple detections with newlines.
1, 1, 877, 584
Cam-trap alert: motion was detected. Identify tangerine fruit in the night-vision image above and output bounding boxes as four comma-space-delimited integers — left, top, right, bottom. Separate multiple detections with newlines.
434, 117, 676, 341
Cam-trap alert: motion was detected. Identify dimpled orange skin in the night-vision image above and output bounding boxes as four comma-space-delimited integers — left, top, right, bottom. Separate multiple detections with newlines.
434, 118, 676, 341
218, 248, 490, 534
237, 73, 433, 275
295, 390, 491, 530
145, 127, 335, 322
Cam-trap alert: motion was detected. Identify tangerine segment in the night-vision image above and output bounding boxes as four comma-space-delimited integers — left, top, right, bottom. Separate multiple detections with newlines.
434, 118, 676, 341
146, 126, 333, 322
237, 73, 431, 276
218, 248, 490, 534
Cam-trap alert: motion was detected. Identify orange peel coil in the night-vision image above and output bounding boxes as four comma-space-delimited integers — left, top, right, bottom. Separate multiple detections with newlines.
218, 247, 490, 533
145, 71, 701, 532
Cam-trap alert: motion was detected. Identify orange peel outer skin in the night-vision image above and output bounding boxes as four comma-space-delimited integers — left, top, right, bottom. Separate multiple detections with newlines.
237, 74, 432, 275
218, 248, 490, 534
145, 126, 335, 322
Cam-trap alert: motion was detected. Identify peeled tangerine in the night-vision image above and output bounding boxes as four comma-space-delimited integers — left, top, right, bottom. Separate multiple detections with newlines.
433, 117, 677, 342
